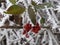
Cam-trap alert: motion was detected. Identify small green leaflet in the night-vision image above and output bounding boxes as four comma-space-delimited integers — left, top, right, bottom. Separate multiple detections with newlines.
40, 17, 45, 24
9, 0, 16, 4
4, 5, 25, 15
31, 1, 37, 6
28, 6, 36, 25
31, 1, 37, 12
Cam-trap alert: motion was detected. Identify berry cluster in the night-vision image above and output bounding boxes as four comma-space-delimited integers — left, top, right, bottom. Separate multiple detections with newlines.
23, 23, 41, 38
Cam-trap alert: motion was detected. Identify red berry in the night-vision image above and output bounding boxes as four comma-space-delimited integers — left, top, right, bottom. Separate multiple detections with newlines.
23, 30, 27, 34
32, 23, 41, 33
23, 23, 32, 34
25, 33, 29, 38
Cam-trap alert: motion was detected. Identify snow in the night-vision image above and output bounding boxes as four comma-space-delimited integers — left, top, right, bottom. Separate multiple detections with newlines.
56, 5, 60, 12
9, 21, 15, 26
44, 6, 58, 29
0, 8, 5, 14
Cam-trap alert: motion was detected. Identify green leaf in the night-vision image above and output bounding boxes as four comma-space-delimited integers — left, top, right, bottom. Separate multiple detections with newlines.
40, 17, 45, 24
9, 0, 16, 4
4, 5, 25, 15
28, 6, 36, 25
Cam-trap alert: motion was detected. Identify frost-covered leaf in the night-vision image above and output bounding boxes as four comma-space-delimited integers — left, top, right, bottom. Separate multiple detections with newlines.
35, 3, 53, 9
4, 5, 25, 15
44, 3, 53, 7
40, 17, 45, 24
28, 6, 36, 25
9, 0, 16, 4
36, 4, 45, 9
